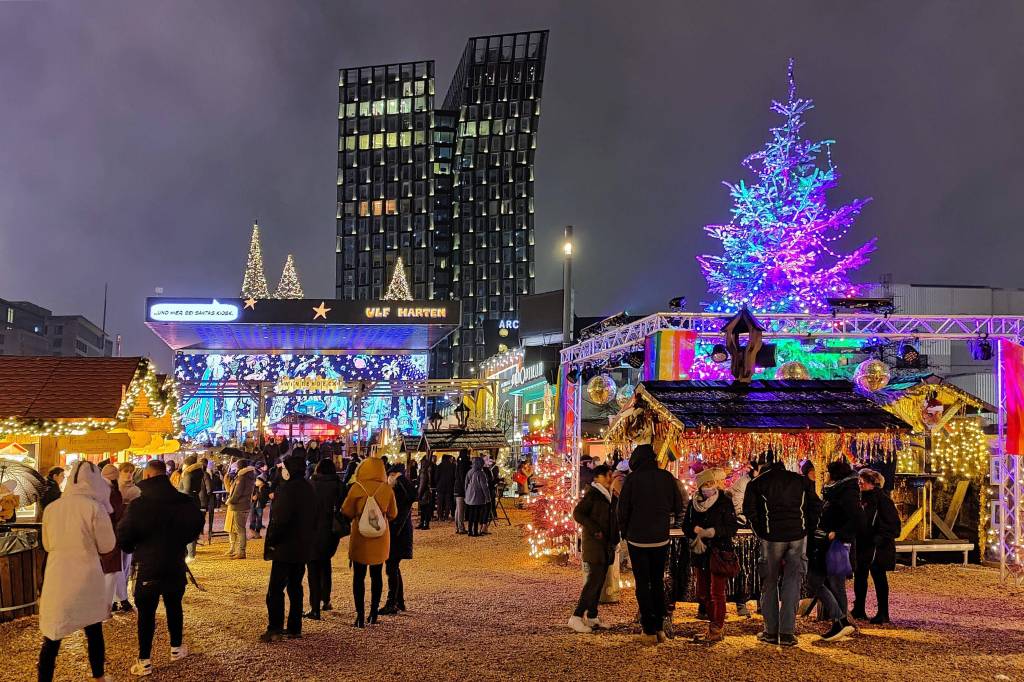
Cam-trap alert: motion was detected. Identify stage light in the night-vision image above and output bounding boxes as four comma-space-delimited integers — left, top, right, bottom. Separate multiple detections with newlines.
969, 336, 993, 361
899, 341, 920, 364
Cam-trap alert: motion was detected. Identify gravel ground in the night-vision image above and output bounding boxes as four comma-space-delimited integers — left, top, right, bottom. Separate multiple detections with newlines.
5, 509, 1024, 682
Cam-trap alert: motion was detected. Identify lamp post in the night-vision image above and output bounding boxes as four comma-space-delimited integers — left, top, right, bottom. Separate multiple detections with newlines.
562, 225, 574, 347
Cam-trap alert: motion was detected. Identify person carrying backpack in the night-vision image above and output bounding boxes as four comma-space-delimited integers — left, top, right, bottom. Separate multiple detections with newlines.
342, 457, 398, 628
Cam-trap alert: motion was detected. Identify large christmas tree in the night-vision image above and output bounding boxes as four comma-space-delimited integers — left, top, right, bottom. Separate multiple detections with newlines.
274, 254, 304, 299
240, 221, 270, 299
383, 256, 413, 301
698, 59, 876, 313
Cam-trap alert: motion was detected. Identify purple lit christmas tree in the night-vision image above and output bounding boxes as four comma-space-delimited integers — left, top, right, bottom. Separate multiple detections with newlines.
698, 59, 876, 313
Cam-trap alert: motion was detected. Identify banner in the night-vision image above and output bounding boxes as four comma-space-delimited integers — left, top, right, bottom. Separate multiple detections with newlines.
643, 330, 698, 381
1001, 340, 1024, 455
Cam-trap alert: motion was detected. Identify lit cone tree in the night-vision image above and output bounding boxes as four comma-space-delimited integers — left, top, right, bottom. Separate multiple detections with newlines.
383, 256, 413, 300
698, 59, 876, 313
240, 221, 270, 299
274, 254, 304, 299
526, 446, 576, 559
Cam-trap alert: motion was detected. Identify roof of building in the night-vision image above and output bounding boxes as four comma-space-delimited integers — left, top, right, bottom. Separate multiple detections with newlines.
634, 380, 912, 433
418, 429, 509, 452
0, 356, 143, 419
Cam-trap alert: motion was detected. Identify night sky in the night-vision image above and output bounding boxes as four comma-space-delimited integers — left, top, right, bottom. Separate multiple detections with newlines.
2, 1, 1023, 369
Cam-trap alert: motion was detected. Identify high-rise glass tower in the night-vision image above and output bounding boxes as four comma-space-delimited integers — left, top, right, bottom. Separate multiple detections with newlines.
337, 31, 548, 378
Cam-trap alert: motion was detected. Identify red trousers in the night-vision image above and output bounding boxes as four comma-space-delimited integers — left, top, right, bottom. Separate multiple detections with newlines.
695, 565, 727, 628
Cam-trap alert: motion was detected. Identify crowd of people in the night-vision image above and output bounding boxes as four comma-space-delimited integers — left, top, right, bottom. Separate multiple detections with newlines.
569, 443, 900, 646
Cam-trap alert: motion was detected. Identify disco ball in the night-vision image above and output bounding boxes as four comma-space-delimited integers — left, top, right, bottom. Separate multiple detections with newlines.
616, 383, 635, 408
587, 374, 617, 405
776, 361, 810, 380
854, 359, 891, 392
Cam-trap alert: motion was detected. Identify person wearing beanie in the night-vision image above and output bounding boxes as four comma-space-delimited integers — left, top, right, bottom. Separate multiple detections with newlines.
684, 467, 737, 644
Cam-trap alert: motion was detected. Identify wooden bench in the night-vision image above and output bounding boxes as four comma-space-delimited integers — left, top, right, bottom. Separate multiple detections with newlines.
896, 540, 973, 567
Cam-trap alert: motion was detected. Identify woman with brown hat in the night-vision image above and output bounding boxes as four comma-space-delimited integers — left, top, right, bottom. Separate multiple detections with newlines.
342, 457, 398, 627
684, 467, 737, 644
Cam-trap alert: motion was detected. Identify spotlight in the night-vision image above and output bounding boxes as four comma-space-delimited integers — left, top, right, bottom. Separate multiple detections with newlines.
625, 350, 645, 369
899, 341, 919, 364
566, 368, 581, 383
710, 344, 729, 363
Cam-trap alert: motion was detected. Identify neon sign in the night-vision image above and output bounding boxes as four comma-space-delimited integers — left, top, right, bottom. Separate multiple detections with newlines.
150, 300, 239, 322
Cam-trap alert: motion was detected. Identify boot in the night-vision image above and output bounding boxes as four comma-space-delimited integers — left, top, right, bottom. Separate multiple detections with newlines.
691, 624, 724, 644
352, 614, 365, 629
367, 604, 379, 625
379, 599, 399, 616
850, 601, 868, 620
869, 610, 891, 625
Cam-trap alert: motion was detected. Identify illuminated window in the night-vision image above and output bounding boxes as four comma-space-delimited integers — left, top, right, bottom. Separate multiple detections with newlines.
385, 199, 397, 214
372, 200, 383, 215
387, 99, 399, 115
386, 132, 397, 147
345, 103, 356, 118
358, 201, 369, 217
400, 98, 412, 114
359, 134, 370, 150
345, 136, 356, 151
372, 133, 384, 149
399, 131, 411, 147
371, 100, 384, 116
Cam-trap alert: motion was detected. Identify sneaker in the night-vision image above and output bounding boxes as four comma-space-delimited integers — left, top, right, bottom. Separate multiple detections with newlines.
584, 615, 610, 629
779, 634, 799, 647
130, 659, 153, 677
567, 615, 593, 634
230, 553, 246, 560
170, 644, 189, 661
821, 620, 855, 641
757, 631, 779, 645
120, 600, 134, 612
259, 630, 283, 643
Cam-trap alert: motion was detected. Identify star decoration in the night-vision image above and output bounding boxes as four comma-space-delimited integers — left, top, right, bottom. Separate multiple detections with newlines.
312, 301, 331, 320
244, 297, 258, 310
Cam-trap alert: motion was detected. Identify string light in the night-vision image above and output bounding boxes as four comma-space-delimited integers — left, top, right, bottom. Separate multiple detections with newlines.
383, 256, 414, 300
274, 254, 304, 299
241, 221, 271, 299
526, 444, 576, 559
932, 418, 989, 484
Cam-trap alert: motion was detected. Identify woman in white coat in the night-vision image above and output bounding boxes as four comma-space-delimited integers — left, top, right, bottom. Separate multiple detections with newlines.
38, 460, 116, 682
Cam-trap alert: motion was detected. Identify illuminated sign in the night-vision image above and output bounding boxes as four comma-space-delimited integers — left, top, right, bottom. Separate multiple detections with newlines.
364, 306, 448, 319
275, 376, 346, 393
499, 319, 520, 330
150, 300, 239, 322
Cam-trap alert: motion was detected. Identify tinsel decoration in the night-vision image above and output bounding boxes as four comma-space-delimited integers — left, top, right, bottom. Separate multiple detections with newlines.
525, 446, 576, 560
240, 221, 270, 299
615, 384, 635, 408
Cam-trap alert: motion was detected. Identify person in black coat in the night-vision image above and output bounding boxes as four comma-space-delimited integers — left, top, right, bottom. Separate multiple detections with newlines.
851, 468, 900, 624
36, 467, 64, 521
453, 450, 471, 534
304, 459, 344, 620
116, 460, 204, 675
811, 459, 866, 642
381, 464, 416, 615
684, 468, 738, 643
569, 465, 618, 633
261, 456, 316, 642
617, 443, 685, 643
416, 454, 436, 530
434, 454, 457, 522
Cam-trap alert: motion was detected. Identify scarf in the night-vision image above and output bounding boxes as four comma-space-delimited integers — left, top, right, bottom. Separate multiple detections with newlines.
591, 481, 612, 503
692, 487, 719, 513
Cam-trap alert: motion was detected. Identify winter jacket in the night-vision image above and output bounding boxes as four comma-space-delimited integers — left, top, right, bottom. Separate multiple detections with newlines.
573, 483, 619, 564
197, 470, 213, 509
180, 462, 204, 505
227, 465, 256, 511
36, 479, 62, 521
264, 457, 315, 564
389, 473, 416, 561
342, 458, 398, 565
464, 459, 492, 506
743, 462, 822, 542
684, 491, 738, 567
617, 444, 685, 546
454, 453, 471, 497
119, 474, 141, 505
856, 487, 900, 572
811, 474, 865, 572
38, 461, 116, 641
417, 457, 435, 506
116, 475, 204, 582
309, 473, 344, 561
99, 484, 125, 574
435, 456, 457, 496
730, 473, 750, 526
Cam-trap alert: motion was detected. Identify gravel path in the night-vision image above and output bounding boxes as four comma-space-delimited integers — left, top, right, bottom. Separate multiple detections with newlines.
5, 509, 1024, 681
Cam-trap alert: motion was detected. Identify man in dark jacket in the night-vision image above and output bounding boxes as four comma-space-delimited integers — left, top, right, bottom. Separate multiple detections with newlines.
453, 450, 471, 534
744, 459, 822, 646
117, 460, 204, 677
434, 454, 457, 522
569, 464, 618, 633
261, 456, 315, 642
179, 455, 204, 561
617, 444, 685, 644
416, 455, 436, 530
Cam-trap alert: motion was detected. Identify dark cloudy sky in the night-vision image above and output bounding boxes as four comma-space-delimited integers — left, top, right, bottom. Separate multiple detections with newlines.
2, 1, 1023, 369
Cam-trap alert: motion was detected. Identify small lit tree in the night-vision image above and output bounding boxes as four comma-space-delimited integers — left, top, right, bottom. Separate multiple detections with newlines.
526, 446, 577, 559
274, 254, 304, 299
383, 256, 413, 301
240, 221, 270, 299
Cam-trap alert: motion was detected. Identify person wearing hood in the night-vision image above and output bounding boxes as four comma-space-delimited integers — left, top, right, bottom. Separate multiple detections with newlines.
117, 459, 204, 677
37, 460, 116, 682
810, 459, 866, 642
343, 457, 398, 627
568, 464, 619, 633
250, 462, 271, 539
226, 459, 257, 559
851, 468, 900, 624
261, 456, 316, 642
464, 457, 492, 537
381, 464, 416, 615
416, 454, 436, 530
36, 467, 65, 521
453, 450, 472, 534
179, 455, 204, 561
99, 463, 130, 613
305, 459, 344, 620
684, 467, 738, 644
617, 443, 685, 645
434, 454, 457, 522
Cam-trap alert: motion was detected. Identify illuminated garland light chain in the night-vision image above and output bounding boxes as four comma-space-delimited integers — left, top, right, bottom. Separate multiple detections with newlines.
932, 418, 989, 484
697, 58, 876, 314
527, 446, 577, 559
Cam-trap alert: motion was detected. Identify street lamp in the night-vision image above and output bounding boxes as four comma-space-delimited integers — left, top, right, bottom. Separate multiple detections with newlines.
563, 225, 574, 347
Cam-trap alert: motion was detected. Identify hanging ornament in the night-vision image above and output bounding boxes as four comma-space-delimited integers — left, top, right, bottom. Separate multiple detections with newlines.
854, 359, 891, 392
776, 361, 810, 380
922, 392, 945, 429
616, 384, 635, 408
587, 374, 617, 405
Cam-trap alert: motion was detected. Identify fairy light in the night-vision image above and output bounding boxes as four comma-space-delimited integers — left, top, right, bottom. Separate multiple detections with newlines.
526, 444, 577, 559
932, 418, 989, 484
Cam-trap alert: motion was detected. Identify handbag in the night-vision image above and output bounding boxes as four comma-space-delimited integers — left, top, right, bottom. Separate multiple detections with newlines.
825, 540, 853, 578
709, 546, 740, 579
332, 510, 351, 538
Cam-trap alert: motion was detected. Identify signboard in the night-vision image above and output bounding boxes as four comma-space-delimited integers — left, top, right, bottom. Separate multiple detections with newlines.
146, 297, 459, 326
275, 376, 346, 393
149, 300, 239, 322
57, 431, 132, 454
484, 319, 521, 357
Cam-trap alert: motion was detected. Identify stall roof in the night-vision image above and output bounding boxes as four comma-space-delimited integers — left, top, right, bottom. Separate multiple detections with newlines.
0, 356, 144, 419
867, 373, 996, 413
419, 429, 509, 452
401, 434, 422, 453
144, 297, 460, 352
635, 380, 912, 432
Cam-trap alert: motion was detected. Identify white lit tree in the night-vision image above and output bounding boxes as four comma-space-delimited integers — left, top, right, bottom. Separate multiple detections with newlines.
383, 256, 413, 300
240, 221, 270, 299
274, 254, 304, 299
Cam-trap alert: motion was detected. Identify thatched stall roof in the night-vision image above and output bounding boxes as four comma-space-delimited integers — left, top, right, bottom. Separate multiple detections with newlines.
863, 373, 994, 432
418, 429, 508, 453
400, 434, 423, 453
